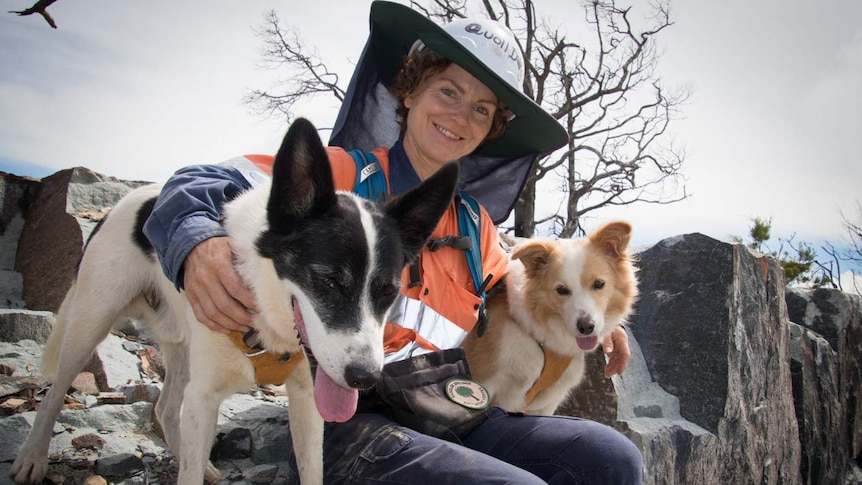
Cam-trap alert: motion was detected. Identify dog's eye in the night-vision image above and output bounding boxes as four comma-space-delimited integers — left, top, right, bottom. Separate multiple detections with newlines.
322, 277, 337, 289
593, 279, 605, 290
555, 285, 571, 296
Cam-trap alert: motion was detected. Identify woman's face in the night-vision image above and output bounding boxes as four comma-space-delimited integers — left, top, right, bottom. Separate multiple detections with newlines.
402, 63, 498, 180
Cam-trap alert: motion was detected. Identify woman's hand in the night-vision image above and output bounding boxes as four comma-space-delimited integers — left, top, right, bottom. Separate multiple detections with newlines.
183, 237, 257, 333
601, 326, 631, 378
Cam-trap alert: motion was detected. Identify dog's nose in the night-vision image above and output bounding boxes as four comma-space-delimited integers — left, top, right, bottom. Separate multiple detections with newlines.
344, 365, 381, 390
576, 316, 595, 335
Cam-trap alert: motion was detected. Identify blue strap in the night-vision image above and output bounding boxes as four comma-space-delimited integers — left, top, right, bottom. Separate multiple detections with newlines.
347, 149, 388, 201
458, 194, 491, 334
347, 149, 489, 331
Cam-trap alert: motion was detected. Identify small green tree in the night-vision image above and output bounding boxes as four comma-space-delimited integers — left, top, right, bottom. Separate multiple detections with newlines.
741, 216, 833, 288
748, 216, 771, 253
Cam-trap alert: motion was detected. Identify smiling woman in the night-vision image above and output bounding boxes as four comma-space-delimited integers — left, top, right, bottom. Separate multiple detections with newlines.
401, 63, 500, 180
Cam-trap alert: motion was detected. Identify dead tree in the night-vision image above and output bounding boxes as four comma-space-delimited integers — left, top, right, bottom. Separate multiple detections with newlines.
248, 0, 689, 238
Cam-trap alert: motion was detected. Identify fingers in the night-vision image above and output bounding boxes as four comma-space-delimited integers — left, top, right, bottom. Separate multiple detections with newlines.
603, 326, 631, 378
183, 237, 256, 333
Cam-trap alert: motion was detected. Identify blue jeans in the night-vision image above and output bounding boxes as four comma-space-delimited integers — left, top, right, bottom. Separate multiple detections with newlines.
286, 407, 643, 484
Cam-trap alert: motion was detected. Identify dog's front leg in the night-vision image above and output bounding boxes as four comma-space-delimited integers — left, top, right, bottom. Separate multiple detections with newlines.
285, 361, 324, 484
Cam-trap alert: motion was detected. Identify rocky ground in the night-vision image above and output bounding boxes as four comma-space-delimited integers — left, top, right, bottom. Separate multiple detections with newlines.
1, 318, 299, 485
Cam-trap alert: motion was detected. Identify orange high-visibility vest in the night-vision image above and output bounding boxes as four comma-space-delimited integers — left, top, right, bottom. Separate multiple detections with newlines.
241, 148, 508, 355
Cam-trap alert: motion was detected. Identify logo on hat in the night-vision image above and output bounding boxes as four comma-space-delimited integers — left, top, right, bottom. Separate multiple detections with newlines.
463, 23, 523, 71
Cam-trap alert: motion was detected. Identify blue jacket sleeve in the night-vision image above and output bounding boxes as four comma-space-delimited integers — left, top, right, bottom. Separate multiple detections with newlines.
143, 164, 255, 290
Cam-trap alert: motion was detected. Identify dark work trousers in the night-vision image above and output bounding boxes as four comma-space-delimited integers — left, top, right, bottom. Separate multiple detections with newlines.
284, 406, 644, 484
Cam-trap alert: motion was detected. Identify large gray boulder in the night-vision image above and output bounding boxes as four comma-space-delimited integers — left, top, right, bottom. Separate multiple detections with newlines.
786, 287, 862, 484
0, 309, 55, 344
621, 233, 800, 483
14, 167, 149, 312
0, 172, 40, 308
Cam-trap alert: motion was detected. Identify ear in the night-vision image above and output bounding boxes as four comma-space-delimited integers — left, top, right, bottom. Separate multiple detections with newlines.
589, 221, 632, 259
512, 240, 556, 274
385, 162, 459, 263
267, 118, 336, 233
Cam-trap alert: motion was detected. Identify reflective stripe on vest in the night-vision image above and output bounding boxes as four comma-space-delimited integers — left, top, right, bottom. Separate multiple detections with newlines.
383, 294, 468, 364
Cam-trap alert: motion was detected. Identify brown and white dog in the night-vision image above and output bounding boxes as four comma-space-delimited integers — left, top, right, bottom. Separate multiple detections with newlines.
462, 222, 638, 415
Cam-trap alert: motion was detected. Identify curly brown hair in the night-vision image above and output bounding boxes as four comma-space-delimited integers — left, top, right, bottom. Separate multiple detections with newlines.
389, 49, 509, 141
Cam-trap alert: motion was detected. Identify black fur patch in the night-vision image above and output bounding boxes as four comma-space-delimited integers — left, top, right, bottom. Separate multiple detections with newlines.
82, 212, 108, 256
143, 283, 163, 313
133, 197, 157, 257
256, 195, 402, 333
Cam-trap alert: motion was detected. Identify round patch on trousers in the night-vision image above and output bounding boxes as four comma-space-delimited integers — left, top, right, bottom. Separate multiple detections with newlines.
445, 378, 490, 409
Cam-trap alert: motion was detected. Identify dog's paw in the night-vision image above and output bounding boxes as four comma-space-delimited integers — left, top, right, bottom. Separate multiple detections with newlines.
204, 461, 223, 483
10, 451, 49, 485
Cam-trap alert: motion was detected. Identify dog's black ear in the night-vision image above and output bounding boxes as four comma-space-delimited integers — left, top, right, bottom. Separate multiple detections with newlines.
385, 162, 459, 263
267, 118, 336, 232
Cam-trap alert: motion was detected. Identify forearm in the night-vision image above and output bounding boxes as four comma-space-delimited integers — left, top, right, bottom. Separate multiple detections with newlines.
143, 163, 256, 288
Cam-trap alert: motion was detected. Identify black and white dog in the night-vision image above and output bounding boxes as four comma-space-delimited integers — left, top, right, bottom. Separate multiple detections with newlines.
11, 118, 458, 484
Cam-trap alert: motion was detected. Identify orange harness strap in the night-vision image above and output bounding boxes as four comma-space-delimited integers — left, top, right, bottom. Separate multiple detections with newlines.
227, 331, 305, 386
524, 345, 573, 406
382, 323, 439, 354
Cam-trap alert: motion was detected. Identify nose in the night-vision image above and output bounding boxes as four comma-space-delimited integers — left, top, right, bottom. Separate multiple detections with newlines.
576, 316, 595, 336
446, 101, 471, 124
344, 365, 381, 390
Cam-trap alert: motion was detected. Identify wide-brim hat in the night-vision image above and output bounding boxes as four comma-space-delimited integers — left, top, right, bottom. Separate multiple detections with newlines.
329, 1, 567, 223
368, 1, 568, 158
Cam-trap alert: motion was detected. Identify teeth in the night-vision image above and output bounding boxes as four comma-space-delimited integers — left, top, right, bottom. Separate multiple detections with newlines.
435, 124, 460, 140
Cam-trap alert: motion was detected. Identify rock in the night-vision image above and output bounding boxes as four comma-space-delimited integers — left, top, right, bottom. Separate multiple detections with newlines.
94, 452, 144, 479
91, 334, 143, 390
117, 383, 160, 404
212, 427, 253, 461
555, 350, 617, 425
0, 172, 39, 310
83, 475, 108, 485
623, 233, 800, 483
0, 339, 43, 378
71, 372, 100, 395
245, 464, 280, 483
72, 433, 107, 450
0, 269, 24, 309
14, 167, 149, 312
0, 309, 55, 344
786, 287, 862, 484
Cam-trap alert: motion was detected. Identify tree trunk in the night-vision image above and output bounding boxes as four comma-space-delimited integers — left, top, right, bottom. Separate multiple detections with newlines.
514, 175, 537, 238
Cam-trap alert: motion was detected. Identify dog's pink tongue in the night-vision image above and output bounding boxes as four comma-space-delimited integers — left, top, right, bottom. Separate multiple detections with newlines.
313, 366, 358, 423
577, 335, 599, 351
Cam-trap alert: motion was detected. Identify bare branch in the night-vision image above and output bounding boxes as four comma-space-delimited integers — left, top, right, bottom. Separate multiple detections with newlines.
243, 10, 346, 124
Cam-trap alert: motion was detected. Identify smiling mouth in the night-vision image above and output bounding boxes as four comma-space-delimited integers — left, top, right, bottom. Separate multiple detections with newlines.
434, 123, 462, 141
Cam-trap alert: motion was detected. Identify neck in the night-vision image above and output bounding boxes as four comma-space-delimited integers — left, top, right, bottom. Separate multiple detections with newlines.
402, 136, 447, 181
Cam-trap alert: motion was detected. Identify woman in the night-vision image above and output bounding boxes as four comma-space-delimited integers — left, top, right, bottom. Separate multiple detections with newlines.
143, 2, 643, 483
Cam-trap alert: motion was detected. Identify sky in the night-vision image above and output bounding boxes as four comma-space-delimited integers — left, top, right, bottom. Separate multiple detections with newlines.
1, 0, 860, 288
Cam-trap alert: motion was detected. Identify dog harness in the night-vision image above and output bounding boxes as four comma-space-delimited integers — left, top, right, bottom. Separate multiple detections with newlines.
227, 330, 306, 386
524, 345, 573, 406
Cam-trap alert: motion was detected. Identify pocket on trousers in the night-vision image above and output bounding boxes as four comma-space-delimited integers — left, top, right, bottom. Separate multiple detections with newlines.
358, 424, 413, 464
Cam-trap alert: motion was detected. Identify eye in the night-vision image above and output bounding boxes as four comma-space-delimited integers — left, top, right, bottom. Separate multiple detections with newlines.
322, 276, 337, 289
440, 87, 457, 98
473, 105, 490, 116
555, 285, 571, 296
593, 279, 605, 290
